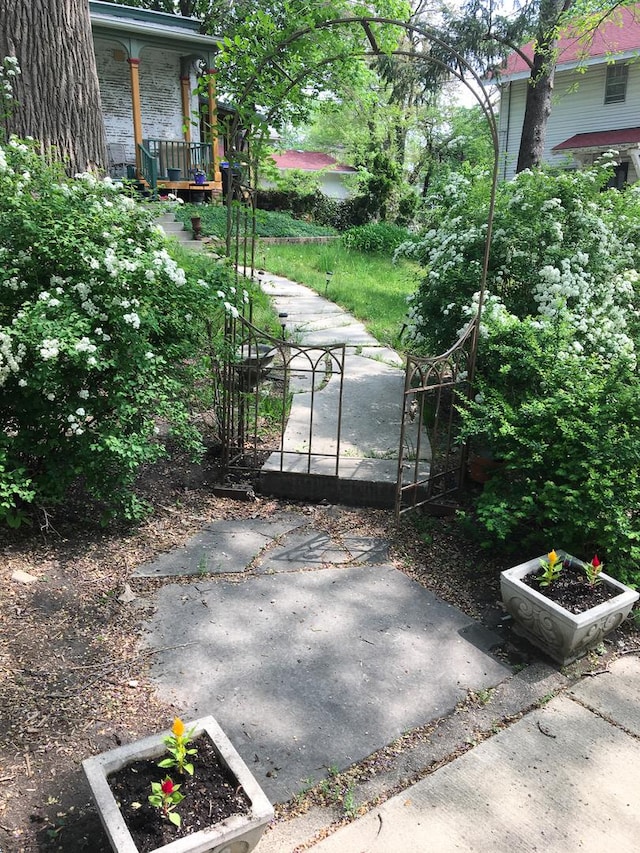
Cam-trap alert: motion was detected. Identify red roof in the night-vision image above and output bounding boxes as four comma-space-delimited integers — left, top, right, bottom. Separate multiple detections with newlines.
552, 127, 640, 151
503, 5, 640, 77
272, 150, 356, 173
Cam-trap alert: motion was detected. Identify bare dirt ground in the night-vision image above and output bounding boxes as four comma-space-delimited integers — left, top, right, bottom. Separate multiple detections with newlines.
1, 451, 638, 852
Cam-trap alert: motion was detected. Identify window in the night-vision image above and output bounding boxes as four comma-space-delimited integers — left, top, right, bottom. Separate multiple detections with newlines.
605, 63, 628, 104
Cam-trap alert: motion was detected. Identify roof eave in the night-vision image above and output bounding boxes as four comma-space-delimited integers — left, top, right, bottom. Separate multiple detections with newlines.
498, 46, 640, 84
90, 12, 221, 51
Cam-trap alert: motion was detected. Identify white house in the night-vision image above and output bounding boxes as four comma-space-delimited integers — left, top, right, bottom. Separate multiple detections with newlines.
497, 5, 640, 185
268, 150, 358, 199
89, 0, 225, 193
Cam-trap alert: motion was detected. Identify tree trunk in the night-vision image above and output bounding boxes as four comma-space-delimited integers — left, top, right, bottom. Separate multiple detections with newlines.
516, 0, 573, 173
0, 0, 107, 175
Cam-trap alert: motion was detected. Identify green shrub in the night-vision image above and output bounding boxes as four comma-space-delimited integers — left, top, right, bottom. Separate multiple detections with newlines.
342, 222, 414, 255
0, 137, 243, 524
176, 203, 337, 238
402, 159, 640, 583
459, 315, 640, 584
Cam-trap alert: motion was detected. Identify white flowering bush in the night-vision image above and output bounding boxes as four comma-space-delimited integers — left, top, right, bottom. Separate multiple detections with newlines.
0, 138, 243, 524
399, 162, 640, 581
400, 160, 640, 359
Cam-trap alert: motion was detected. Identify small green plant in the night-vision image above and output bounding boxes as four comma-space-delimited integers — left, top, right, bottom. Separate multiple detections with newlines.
342, 222, 413, 255
342, 784, 358, 818
584, 554, 603, 587
148, 777, 184, 828
158, 717, 197, 776
538, 550, 563, 588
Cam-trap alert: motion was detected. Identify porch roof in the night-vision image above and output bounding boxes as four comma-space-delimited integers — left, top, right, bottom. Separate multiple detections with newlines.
552, 127, 640, 152
89, 0, 220, 50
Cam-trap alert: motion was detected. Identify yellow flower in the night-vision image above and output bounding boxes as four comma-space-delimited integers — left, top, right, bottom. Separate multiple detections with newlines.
172, 717, 185, 737
548, 549, 558, 564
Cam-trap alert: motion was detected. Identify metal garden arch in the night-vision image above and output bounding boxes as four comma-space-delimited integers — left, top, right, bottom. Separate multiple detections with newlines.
216, 16, 500, 516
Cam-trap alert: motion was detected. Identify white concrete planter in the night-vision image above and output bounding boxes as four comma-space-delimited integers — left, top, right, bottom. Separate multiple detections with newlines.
83, 715, 273, 853
501, 554, 639, 666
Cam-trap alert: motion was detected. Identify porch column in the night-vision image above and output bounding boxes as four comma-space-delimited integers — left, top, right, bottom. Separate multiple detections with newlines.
207, 67, 220, 183
181, 75, 192, 143
128, 57, 143, 172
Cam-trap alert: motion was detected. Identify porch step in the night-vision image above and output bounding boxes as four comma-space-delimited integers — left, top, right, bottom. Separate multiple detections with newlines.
156, 212, 207, 251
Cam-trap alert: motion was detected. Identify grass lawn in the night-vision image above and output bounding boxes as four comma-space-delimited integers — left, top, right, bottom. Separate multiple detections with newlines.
176, 203, 337, 238
256, 241, 420, 348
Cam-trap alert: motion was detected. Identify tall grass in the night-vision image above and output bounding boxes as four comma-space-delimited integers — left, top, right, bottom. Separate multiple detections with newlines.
256, 241, 420, 347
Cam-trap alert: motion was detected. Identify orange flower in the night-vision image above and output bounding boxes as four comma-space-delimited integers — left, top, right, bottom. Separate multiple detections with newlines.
172, 717, 185, 737
548, 549, 558, 564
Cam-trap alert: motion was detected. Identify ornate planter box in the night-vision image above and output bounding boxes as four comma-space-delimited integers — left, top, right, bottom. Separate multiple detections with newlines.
501, 555, 639, 666
83, 715, 273, 853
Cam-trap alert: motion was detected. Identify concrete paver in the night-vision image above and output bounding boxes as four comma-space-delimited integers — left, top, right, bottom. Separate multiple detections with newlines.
569, 654, 640, 735
310, 656, 640, 853
133, 516, 303, 577
140, 558, 510, 804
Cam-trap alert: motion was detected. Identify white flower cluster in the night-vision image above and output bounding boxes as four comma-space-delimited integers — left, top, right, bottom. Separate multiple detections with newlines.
123, 311, 141, 329
40, 338, 60, 360
67, 407, 89, 436
461, 291, 516, 339
151, 248, 186, 286
0, 331, 25, 386
75, 337, 97, 354
534, 256, 636, 363
1, 56, 20, 109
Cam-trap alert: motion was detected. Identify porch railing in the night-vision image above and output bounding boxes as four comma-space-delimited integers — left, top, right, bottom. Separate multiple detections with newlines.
143, 138, 214, 182
138, 143, 158, 191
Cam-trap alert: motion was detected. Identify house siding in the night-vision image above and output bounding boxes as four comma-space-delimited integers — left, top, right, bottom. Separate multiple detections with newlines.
498, 61, 640, 181
94, 38, 202, 165
94, 39, 135, 162
139, 47, 185, 144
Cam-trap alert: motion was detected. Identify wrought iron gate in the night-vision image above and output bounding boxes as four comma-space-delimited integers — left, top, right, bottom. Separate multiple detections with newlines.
217, 308, 346, 484
395, 319, 476, 518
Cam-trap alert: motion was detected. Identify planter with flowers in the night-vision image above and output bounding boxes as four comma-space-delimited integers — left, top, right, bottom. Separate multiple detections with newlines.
192, 168, 207, 186
83, 715, 273, 853
501, 550, 639, 666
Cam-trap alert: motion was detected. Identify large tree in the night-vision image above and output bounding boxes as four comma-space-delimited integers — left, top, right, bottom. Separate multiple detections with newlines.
1, 0, 107, 174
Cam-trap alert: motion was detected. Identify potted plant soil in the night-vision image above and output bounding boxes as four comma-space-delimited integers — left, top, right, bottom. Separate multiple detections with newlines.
83, 715, 273, 853
501, 549, 639, 666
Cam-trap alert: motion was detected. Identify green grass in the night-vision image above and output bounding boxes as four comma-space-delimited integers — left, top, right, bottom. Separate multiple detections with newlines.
257, 241, 420, 348
176, 203, 337, 238
168, 242, 280, 336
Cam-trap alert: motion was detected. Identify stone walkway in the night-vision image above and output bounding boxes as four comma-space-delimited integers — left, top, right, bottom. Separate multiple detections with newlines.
135, 506, 510, 804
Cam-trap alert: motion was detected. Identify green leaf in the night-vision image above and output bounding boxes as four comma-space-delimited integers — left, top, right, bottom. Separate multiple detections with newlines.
169, 811, 181, 828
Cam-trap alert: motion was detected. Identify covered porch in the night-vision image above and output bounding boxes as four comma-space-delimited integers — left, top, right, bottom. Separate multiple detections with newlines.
90, 1, 223, 195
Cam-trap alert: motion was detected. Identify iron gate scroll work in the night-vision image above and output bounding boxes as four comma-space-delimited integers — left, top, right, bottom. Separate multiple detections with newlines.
218, 306, 346, 486
396, 319, 476, 518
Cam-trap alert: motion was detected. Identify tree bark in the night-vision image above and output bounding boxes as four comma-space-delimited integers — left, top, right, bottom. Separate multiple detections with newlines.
0, 0, 107, 175
516, 0, 574, 172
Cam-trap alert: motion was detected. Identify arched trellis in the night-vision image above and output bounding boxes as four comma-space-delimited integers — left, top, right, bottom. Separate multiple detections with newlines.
216, 16, 499, 514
